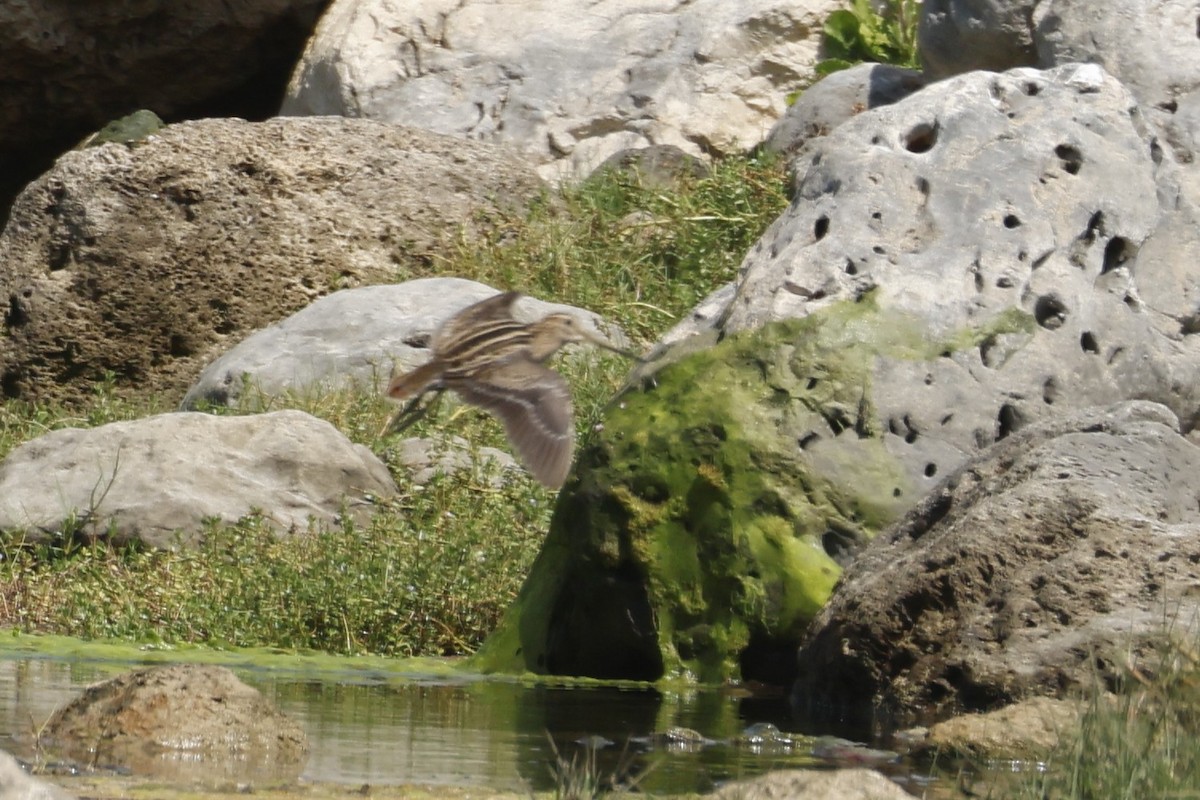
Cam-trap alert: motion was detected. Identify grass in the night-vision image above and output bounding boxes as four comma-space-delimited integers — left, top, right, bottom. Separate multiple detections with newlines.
1013, 633, 1200, 799
0, 151, 790, 658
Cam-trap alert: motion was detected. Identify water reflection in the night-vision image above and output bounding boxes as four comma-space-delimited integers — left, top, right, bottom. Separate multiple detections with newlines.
0, 657, 885, 793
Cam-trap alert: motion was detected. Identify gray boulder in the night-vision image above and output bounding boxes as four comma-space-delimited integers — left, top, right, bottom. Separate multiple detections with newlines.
920, 0, 1200, 166
0, 410, 396, 549
764, 63, 926, 158
282, 0, 840, 182
181, 278, 626, 409
0, 116, 546, 406
42, 664, 307, 784
723, 64, 1200, 493
793, 401, 1200, 726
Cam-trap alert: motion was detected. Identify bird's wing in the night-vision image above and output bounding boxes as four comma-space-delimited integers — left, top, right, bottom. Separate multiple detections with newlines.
454, 359, 575, 488
432, 291, 522, 353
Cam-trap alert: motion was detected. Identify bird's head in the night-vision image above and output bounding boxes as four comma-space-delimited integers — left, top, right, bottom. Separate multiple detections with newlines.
534, 313, 642, 360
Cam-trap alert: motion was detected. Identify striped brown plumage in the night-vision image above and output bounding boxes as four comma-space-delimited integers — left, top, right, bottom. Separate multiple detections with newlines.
384, 291, 632, 488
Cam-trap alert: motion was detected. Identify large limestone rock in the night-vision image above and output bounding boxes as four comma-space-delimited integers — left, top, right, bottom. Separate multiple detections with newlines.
792, 401, 1200, 726
0, 1, 324, 223
0, 116, 546, 406
0, 410, 396, 549
725, 64, 1200, 493
920, 0, 1200, 165
42, 664, 307, 784
477, 66, 1200, 684
181, 278, 626, 409
283, 0, 839, 182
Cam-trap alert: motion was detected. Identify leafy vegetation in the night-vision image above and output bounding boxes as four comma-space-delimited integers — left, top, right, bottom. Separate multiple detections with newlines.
818, 0, 922, 76
0, 152, 790, 657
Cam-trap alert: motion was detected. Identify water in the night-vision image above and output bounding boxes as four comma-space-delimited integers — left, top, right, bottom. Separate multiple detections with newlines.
0, 654, 931, 794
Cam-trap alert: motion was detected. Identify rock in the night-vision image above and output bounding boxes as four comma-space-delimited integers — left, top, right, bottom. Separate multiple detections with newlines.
918, 0, 1039, 77
712, 768, 911, 800
590, 145, 711, 190
478, 65, 1200, 686
764, 63, 925, 158
0, 116, 546, 406
0, 410, 397, 549
920, 0, 1200, 166
283, 0, 839, 182
41, 664, 307, 784
0, 1, 324, 224
723, 64, 1200, 487
390, 435, 519, 487
181, 278, 626, 409
0, 750, 75, 800
908, 696, 1084, 761
792, 401, 1200, 726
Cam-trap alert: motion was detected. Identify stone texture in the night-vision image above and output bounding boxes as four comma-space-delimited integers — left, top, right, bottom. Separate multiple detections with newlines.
764, 63, 925, 158
0, 116, 546, 406
920, 0, 1200, 166
792, 401, 1200, 726
181, 278, 626, 409
910, 696, 1084, 761
0, 0, 324, 225
723, 64, 1200, 495
712, 768, 911, 800
283, 0, 839, 182
391, 435, 519, 487
42, 664, 307, 784
0, 410, 396, 549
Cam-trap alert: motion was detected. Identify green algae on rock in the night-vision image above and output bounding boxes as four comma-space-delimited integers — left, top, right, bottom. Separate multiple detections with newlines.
475, 296, 987, 684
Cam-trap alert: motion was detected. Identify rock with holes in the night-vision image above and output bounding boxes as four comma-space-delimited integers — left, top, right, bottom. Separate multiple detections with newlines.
180, 278, 626, 409
42, 664, 307, 784
282, 0, 839, 183
0, 409, 396, 548
0, 116, 546, 406
764, 62, 926, 158
792, 401, 1200, 726
920, 0, 1200, 167
724, 63, 1200, 493
476, 64, 1200, 686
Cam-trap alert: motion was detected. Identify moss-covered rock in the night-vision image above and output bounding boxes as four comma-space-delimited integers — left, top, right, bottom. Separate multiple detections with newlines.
477, 296, 945, 682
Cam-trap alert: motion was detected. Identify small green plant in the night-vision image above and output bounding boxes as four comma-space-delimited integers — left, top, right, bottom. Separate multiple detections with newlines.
818, 0, 922, 75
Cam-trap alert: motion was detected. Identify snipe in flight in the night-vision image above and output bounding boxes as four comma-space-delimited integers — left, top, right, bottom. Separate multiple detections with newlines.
383, 291, 638, 488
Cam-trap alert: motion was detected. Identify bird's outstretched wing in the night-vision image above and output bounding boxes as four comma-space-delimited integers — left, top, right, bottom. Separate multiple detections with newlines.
454, 358, 575, 488
432, 291, 522, 354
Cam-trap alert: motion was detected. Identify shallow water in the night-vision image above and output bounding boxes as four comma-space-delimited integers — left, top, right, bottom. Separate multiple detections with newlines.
0, 652, 937, 795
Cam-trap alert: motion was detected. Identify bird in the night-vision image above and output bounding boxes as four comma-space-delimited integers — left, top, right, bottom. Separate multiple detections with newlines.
382, 291, 638, 488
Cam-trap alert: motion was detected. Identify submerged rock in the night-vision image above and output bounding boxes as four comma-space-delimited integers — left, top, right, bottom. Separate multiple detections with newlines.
41, 664, 307, 785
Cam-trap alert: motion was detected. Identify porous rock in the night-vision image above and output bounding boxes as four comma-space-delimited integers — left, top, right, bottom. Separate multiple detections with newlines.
283, 0, 838, 182
42, 664, 307, 784
725, 64, 1200, 493
478, 66, 1200, 685
764, 62, 925, 158
920, 0, 1200, 165
0, 410, 396, 549
792, 401, 1200, 726
181, 278, 626, 409
0, 116, 546, 406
